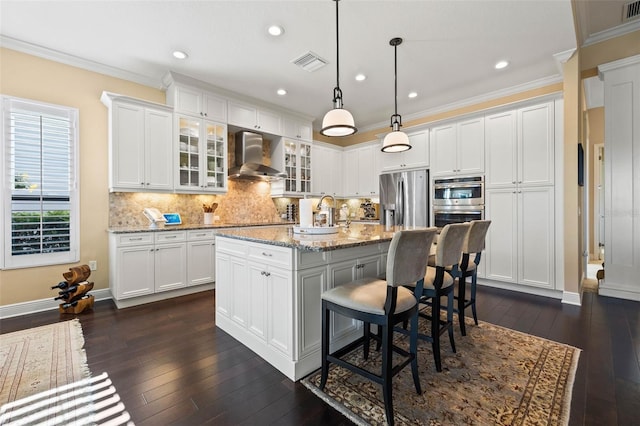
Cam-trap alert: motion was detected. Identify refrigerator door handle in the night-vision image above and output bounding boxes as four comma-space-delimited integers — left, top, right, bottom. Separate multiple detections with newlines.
398, 179, 405, 226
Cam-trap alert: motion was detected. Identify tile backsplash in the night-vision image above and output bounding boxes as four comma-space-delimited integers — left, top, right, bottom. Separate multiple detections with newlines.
109, 179, 281, 227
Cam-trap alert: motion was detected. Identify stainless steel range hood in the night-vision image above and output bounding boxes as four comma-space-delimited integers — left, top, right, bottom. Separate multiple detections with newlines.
228, 131, 287, 181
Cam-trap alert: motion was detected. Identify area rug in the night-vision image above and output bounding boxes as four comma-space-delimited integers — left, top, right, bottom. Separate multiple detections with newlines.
302, 318, 581, 426
0, 319, 90, 405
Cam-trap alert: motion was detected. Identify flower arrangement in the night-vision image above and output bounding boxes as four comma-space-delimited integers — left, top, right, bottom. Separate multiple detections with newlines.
203, 202, 218, 213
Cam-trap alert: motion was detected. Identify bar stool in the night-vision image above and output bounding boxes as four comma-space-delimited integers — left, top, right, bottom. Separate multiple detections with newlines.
320, 228, 438, 426
404, 222, 469, 372
456, 220, 491, 335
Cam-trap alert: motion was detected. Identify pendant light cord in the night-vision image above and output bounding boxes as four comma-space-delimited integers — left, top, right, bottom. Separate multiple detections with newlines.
393, 41, 398, 118
335, 0, 340, 91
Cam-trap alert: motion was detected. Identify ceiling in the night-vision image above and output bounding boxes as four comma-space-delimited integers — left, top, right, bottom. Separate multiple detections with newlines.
1, 1, 638, 133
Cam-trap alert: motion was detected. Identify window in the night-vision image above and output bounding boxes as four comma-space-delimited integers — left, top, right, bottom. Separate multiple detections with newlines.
1, 96, 79, 269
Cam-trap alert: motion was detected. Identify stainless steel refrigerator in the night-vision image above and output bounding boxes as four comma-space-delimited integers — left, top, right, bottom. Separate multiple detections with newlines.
379, 169, 429, 227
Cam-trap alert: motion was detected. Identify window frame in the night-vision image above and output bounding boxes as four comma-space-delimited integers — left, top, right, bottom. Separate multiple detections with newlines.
1, 95, 80, 269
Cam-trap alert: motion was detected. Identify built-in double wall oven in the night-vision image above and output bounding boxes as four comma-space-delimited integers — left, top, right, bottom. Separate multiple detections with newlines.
432, 175, 484, 228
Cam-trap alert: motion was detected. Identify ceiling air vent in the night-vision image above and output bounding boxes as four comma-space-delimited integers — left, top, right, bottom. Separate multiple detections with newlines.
291, 51, 328, 72
623, 0, 640, 22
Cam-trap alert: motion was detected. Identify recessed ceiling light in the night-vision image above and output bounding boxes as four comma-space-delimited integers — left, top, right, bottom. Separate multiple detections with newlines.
268, 25, 284, 36
172, 50, 188, 60
277, 89, 287, 96
355, 73, 366, 81
495, 60, 509, 70
408, 92, 418, 98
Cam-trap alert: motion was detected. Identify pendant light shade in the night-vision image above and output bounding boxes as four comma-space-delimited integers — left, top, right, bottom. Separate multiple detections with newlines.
320, 0, 357, 137
381, 37, 411, 153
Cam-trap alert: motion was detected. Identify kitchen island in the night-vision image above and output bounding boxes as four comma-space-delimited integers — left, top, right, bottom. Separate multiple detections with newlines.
214, 223, 424, 381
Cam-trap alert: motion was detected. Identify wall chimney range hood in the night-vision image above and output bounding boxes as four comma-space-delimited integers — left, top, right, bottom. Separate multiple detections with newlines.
228, 131, 287, 181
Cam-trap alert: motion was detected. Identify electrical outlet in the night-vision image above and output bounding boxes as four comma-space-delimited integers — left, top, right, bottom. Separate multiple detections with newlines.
89, 260, 97, 271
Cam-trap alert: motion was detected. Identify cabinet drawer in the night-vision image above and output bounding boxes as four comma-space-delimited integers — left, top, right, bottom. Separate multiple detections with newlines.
187, 229, 216, 241
116, 233, 154, 246
296, 250, 328, 269
155, 231, 186, 243
216, 237, 248, 256
329, 244, 380, 262
248, 244, 292, 268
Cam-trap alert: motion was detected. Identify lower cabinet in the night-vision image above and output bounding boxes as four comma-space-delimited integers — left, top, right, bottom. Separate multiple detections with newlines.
216, 238, 293, 357
187, 230, 216, 286
484, 186, 555, 289
215, 237, 388, 380
109, 230, 215, 308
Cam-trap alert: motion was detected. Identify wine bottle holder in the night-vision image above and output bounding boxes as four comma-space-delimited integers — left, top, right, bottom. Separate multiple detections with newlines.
51, 265, 95, 314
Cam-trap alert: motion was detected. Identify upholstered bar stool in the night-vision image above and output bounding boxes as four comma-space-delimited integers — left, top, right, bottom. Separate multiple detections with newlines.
404, 222, 469, 372
320, 228, 438, 426
456, 220, 491, 335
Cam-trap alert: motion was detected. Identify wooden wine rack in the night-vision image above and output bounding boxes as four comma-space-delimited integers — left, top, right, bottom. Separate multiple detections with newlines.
52, 264, 95, 314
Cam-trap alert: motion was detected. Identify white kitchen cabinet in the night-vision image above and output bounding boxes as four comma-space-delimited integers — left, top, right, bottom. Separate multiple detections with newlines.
312, 143, 343, 197
187, 230, 216, 286
154, 233, 187, 292
246, 242, 293, 356
431, 117, 484, 177
271, 138, 312, 197
113, 242, 155, 299
283, 116, 313, 141
228, 101, 282, 135
342, 143, 379, 197
167, 84, 227, 122
485, 102, 554, 188
484, 186, 555, 289
175, 115, 227, 193
215, 235, 388, 380
326, 253, 384, 342
379, 130, 430, 172
101, 92, 174, 192
216, 239, 293, 357
109, 231, 187, 301
598, 56, 640, 301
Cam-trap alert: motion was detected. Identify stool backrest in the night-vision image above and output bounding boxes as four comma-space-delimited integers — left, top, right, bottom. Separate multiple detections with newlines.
463, 220, 491, 254
435, 223, 470, 267
386, 228, 438, 287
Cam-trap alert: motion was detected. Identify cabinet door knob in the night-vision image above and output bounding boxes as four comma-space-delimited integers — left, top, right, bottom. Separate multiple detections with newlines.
262, 252, 273, 257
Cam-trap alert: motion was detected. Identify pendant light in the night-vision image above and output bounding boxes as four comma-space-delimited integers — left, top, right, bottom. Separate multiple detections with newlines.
320, 0, 357, 137
381, 37, 411, 153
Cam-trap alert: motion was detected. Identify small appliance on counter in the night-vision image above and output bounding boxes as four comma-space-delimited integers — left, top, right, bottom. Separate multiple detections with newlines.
143, 208, 167, 229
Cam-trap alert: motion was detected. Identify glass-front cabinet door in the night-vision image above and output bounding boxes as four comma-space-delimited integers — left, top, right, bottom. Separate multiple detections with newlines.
299, 142, 311, 193
176, 116, 227, 192
178, 117, 201, 188
282, 140, 311, 194
204, 121, 226, 190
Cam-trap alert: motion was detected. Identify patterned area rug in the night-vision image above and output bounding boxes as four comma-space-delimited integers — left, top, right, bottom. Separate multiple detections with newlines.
302, 318, 580, 426
0, 319, 90, 405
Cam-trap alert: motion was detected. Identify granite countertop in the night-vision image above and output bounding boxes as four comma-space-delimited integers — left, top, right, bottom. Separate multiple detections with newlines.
215, 223, 428, 252
108, 221, 295, 234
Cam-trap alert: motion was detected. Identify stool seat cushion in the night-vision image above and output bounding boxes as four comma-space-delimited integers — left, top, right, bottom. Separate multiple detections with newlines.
322, 277, 417, 316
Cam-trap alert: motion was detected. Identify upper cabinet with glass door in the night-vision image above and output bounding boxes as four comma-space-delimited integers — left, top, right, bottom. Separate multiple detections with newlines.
176, 116, 227, 193
271, 138, 312, 197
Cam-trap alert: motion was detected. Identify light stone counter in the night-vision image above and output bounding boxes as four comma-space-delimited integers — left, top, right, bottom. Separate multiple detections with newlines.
215, 223, 424, 252
108, 221, 293, 234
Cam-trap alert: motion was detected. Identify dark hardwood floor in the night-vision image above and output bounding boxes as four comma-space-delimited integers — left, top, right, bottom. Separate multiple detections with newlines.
1, 286, 639, 425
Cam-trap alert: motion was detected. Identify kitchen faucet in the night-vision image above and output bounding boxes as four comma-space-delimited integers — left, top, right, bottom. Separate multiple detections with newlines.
316, 195, 336, 212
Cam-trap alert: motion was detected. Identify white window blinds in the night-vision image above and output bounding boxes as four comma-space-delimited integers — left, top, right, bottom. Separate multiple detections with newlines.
2, 96, 79, 269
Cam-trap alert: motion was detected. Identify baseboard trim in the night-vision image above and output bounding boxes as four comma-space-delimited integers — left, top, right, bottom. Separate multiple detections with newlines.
598, 286, 640, 302
0, 288, 112, 319
561, 291, 582, 306
477, 279, 563, 300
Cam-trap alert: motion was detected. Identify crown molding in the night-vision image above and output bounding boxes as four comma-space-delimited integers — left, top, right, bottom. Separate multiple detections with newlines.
1, 35, 161, 89
583, 19, 640, 47
360, 74, 563, 134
